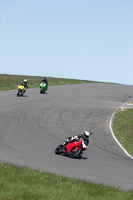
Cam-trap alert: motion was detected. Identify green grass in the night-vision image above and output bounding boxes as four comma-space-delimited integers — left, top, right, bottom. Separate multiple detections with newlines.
0, 74, 104, 92
0, 74, 133, 199
112, 108, 133, 156
0, 163, 133, 200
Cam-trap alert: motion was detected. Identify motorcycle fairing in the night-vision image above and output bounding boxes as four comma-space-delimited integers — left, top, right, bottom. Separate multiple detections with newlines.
18, 85, 24, 92
65, 138, 83, 154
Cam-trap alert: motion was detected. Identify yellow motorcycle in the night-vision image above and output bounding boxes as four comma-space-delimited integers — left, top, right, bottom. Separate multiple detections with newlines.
17, 84, 25, 96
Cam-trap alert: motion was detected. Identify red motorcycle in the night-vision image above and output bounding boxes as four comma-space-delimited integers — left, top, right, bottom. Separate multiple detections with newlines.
55, 138, 88, 158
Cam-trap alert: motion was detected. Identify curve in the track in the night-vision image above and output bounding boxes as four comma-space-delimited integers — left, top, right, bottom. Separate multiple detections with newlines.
0, 83, 133, 191
109, 103, 133, 160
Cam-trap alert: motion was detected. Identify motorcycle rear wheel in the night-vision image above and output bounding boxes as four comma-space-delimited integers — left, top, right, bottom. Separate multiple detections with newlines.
69, 148, 82, 158
55, 146, 62, 154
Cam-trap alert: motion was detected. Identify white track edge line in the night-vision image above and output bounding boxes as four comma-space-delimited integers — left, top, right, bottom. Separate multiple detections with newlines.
109, 103, 133, 160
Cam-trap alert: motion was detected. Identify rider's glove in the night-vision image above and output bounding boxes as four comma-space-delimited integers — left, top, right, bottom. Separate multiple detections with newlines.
73, 136, 78, 139
74, 136, 80, 142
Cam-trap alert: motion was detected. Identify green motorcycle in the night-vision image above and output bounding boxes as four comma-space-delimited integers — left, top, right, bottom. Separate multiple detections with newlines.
40, 82, 47, 94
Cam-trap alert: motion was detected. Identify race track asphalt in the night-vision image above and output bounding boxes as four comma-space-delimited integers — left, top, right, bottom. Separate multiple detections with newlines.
0, 83, 133, 191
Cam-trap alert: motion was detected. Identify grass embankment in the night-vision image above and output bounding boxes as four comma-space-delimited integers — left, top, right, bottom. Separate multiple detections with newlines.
112, 108, 133, 156
0, 74, 100, 91
0, 74, 133, 199
0, 163, 133, 200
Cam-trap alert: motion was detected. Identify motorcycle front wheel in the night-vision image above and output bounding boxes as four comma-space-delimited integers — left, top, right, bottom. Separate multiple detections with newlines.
17, 91, 20, 97
69, 148, 82, 158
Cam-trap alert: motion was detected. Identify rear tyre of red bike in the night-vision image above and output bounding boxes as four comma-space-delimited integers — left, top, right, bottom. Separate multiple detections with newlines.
55, 146, 62, 154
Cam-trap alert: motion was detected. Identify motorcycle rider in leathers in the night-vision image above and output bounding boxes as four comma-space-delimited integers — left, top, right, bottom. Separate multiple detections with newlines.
20, 79, 28, 92
62, 131, 90, 146
40, 76, 48, 91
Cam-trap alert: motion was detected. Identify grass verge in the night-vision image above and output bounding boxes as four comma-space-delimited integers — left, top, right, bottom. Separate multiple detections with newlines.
0, 74, 104, 92
0, 163, 133, 200
112, 108, 133, 156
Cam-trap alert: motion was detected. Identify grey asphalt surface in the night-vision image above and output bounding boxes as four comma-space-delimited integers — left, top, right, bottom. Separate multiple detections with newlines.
0, 83, 133, 191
